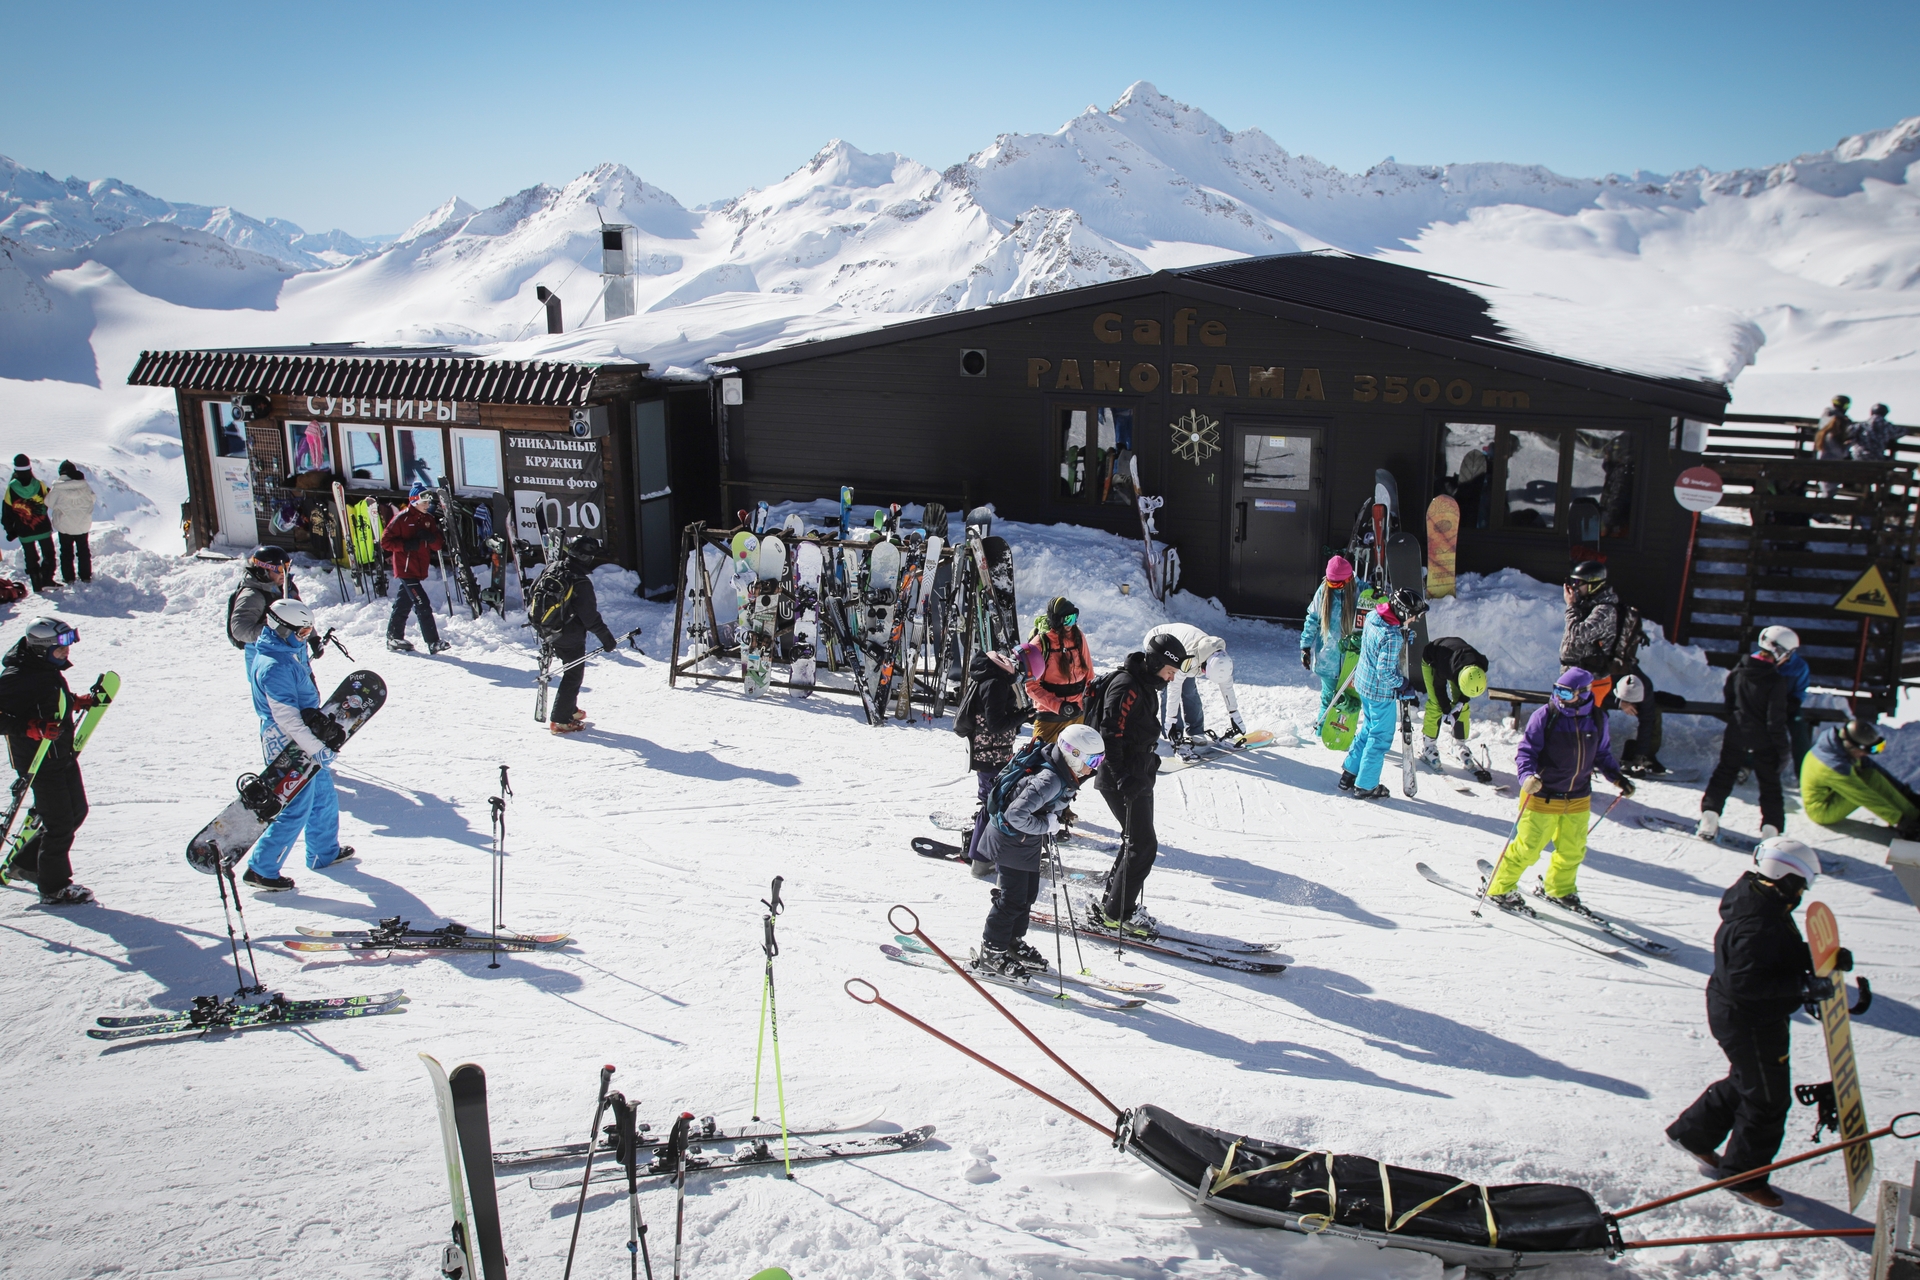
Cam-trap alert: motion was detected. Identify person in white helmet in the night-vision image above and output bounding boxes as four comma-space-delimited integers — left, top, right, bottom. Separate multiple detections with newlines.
1697, 627, 1797, 843
1666, 838, 1849, 1209
242, 597, 354, 890
1142, 622, 1245, 753
971, 723, 1104, 978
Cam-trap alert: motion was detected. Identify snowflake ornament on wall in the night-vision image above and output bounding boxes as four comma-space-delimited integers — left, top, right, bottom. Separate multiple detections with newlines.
1171, 410, 1220, 465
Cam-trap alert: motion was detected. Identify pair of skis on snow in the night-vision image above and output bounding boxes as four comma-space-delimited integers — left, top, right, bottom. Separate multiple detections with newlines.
1414, 858, 1672, 958
280, 919, 571, 954
88, 989, 408, 1041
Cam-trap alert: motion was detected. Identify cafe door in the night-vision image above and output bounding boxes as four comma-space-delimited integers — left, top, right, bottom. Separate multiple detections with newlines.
1227, 422, 1323, 616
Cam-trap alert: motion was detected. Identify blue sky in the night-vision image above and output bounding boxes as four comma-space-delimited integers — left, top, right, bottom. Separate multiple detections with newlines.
4, 0, 1915, 236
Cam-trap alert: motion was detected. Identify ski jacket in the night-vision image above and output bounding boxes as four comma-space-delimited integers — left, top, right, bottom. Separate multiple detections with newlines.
1815, 408, 1852, 461
0, 641, 77, 772
1809, 724, 1863, 779
543, 566, 618, 652
1514, 699, 1622, 800
1708, 871, 1815, 1022
247, 627, 329, 758
1026, 625, 1093, 719
955, 652, 1027, 773
1560, 585, 1621, 672
1421, 636, 1488, 718
1351, 607, 1410, 702
1094, 650, 1168, 796
1300, 582, 1357, 680
227, 571, 301, 651
379, 504, 444, 582
976, 751, 1079, 873
46, 479, 96, 536
1849, 410, 1900, 461
1722, 653, 1792, 760
1779, 651, 1810, 708
2, 478, 50, 543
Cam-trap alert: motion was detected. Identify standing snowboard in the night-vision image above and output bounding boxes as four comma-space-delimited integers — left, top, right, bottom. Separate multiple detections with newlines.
1319, 643, 1362, 751
791, 540, 823, 696
185, 671, 387, 874
1806, 901, 1874, 1211
1425, 495, 1460, 599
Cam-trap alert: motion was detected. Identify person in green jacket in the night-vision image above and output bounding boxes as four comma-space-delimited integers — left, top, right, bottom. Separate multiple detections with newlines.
2, 455, 56, 593
1799, 719, 1920, 838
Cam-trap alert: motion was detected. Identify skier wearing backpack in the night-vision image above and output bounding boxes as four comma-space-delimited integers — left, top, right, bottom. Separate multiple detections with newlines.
380, 484, 449, 654
1091, 631, 1186, 936
951, 647, 1033, 863
1339, 588, 1425, 800
1026, 597, 1093, 745
1143, 622, 1245, 752
1301, 555, 1358, 721
536, 535, 619, 734
243, 598, 353, 891
971, 723, 1105, 977
3, 456, 55, 593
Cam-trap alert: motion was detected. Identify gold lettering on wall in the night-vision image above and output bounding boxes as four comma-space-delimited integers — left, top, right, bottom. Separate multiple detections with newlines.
1248, 366, 1284, 398
1209, 364, 1237, 396
1094, 313, 1123, 344
1482, 389, 1531, 409
1055, 360, 1082, 390
1173, 308, 1198, 345
1199, 320, 1227, 347
1413, 377, 1440, 404
1383, 375, 1407, 405
1093, 361, 1122, 392
1446, 379, 1474, 406
1295, 368, 1325, 401
1133, 318, 1162, 345
1128, 363, 1161, 393
1027, 358, 1053, 388
1169, 363, 1200, 394
1353, 374, 1378, 402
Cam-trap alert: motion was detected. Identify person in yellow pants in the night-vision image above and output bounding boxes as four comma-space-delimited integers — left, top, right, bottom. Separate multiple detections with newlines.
1799, 718, 1920, 837
1485, 667, 1635, 910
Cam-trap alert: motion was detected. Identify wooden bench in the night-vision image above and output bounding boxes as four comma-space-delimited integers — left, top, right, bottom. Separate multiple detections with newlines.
1485, 686, 1850, 731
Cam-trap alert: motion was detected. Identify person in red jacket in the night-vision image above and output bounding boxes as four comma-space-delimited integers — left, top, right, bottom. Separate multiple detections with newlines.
1025, 596, 1093, 745
379, 483, 448, 654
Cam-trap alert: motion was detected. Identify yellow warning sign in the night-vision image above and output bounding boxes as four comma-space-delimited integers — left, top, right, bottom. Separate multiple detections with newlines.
1834, 564, 1901, 617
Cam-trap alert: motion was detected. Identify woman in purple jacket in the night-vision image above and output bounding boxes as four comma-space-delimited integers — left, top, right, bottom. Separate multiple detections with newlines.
1484, 667, 1635, 911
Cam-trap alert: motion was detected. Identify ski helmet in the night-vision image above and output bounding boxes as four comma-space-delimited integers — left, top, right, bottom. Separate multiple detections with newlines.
1457, 664, 1488, 698
20, 616, 79, 654
1146, 631, 1191, 673
1871, 403, 1889, 416
1046, 596, 1079, 632
249, 545, 291, 572
1757, 625, 1800, 660
1056, 723, 1106, 776
1569, 561, 1607, 591
1387, 588, 1427, 623
1755, 836, 1817, 888
266, 597, 315, 636
1552, 667, 1595, 709
1833, 394, 1851, 409
565, 535, 603, 564
1324, 555, 1354, 584
1839, 719, 1885, 753
1615, 673, 1646, 704
1013, 641, 1044, 680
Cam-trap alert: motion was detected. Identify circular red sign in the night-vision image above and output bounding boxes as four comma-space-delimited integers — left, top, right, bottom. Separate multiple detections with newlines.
1673, 465, 1723, 513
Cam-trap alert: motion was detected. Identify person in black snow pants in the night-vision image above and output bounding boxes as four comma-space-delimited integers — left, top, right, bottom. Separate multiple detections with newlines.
972, 723, 1105, 977
952, 647, 1033, 865
1667, 838, 1846, 1209
0, 617, 106, 905
1094, 631, 1186, 936
1696, 628, 1796, 844
543, 536, 618, 734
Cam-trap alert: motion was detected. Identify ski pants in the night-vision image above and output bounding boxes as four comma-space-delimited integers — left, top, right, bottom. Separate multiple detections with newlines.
1340, 697, 1397, 790
548, 635, 587, 724
57, 533, 91, 584
983, 870, 1041, 950
1421, 675, 1470, 741
19, 536, 54, 591
1316, 672, 1344, 722
1031, 714, 1082, 745
1160, 677, 1206, 739
249, 765, 344, 877
968, 769, 994, 861
387, 579, 441, 647
1800, 754, 1917, 830
1486, 795, 1590, 898
13, 761, 86, 894
1667, 994, 1792, 1186
1702, 732, 1786, 833
1098, 783, 1158, 921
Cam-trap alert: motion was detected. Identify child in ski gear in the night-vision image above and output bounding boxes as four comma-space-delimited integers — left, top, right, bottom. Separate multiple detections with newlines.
1094, 633, 1183, 933
1026, 596, 1093, 745
1799, 719, 1920, 837
46, 462, 95, 585
1418, 635, 1487, 772
1483, 667, 1633, 907
1301, 555, 1358, 719
0, 617, 99, 904
952, 649, 1031, 863
226, 545, 311, 654
1560, 561, 1621, 705
3, 456, 55, 593
1696, 629, 1795, 842
1667, 840, 1839, 1208
1770, 627, 1814, 770
543, 536, 619, 733
974, 724, 1102, 976
1339, 589, 1424, 800
1849, 403, 1899, 461
380, 484, 448, 654
1144, 622, 1245, 748
243, 598, 352, 890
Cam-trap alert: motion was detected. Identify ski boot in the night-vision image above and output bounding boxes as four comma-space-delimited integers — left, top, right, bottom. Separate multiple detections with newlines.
972, 945, 1035, 979
1011, 939, 1048, 969
1095, 905, 1159, 938
1486, 890, 1527, 911
1540, 889, 1586, 914
386, 637, 415, 653
38, 883, 93, 906
1336, 770, 1356, 793
1349, 784, 1391, 800
1695, 811, 1719, 841
428, 639, 452, 655
1417, 738, 1443, 771
324, 846, 357, 868
549, 719, 586, 735
243, 869, 296, 891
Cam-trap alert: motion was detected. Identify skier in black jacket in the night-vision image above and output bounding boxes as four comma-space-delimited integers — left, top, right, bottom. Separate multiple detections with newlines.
1667, 839, 1843, 1208
0, 618, 104, 904
543, 536, 618, 734
1093, 632, 1186, 935
1697, 629, 1795, 842
953, 648, 1032, 864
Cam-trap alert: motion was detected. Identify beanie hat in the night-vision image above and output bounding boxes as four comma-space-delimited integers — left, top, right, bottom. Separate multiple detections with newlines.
58, 461, 81, 480
408, 480, 431, 501
1324, 555, 1353, 583
1047, 596, 1078, 630
12, 454, 29, 471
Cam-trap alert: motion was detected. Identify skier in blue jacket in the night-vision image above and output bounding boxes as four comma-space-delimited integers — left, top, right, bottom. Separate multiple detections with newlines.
243, 598, 353, 890
1339, 588, 1425, 800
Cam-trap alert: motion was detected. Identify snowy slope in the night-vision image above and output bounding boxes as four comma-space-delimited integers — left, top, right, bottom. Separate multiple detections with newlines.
0, 519, 1912, 1279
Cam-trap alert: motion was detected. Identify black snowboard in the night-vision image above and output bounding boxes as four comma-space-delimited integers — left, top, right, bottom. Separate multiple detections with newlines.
450, 1063, 509, 1280
912, 836, 967, 863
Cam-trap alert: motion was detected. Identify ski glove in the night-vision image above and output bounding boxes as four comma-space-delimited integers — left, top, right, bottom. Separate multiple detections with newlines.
1229, 712, 1247, 737
25, 718, 60, 741
1299, 650, 1313, 671
309, 635, 326, 660
1521, 775, 1543, 796
299, 707, 348, 752
1046, 814, 1061, 835
1800, 973, 1836, 1007
1611, 774, 1636, 798
71, 694, 97, 711
1835, 947, 1854, 972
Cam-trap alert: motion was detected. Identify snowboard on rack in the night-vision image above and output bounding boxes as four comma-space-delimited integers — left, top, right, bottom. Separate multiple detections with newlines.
874, 538, 923, 717
730, 530, 760, 693
2, 671, 119, 885
1425, 495, 1460, 599
791, 539, 823, 696
185, 671, 387, 874
744, 534, 787, 697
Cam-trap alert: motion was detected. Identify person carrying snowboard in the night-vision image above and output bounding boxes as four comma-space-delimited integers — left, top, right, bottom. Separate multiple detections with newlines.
952, 647, 1032, 865
1092, 632, 1185, 936
1799, 718, 1920, 837
47, 461, 96, 585
1483, 667, 1633, 909
1338, 588, 1424, 800
3, 456, 56, 594
1666, 838, 1842, 1209
1025, 596, 1092, 745
1144, 622, 1245, 752
1696, 628, 1795, 843
380, 483, 449, 654
242, 598, 352, 890
0, 617, 103, 904
972, 723, 1104, 976
534, 535, 619, 734
1301, 555, 1358, 721
1417, 634, 1488, 774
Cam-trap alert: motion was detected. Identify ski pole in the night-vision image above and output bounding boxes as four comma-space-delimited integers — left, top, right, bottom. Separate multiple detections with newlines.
609, 1092, 654, 1280
669, 1111, 693, 1280
1471, 793, 1531, 918
561, 1064, 615, 1280
318, 628, 354, 661
749, 877, 794, 1177
1043, 838, 1068, 1003
217, 862, 267, 996
1588, 789, 1626, 837
488, 765, 511, 970
1048, 835, 1090, 976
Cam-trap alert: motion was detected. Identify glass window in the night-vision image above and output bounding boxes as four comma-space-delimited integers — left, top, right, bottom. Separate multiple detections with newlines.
1437, 423, 1495, 529
206, 402, 249, 458
285, 421, 333, 474
1573, 429, 1634, 539
395, 427, 447, 491
1058, 405, 1136, 504
452, 430, 502, 494
1502, 428, 1560, 530
342, 426, 389, 487
1240, 434, 1310, 491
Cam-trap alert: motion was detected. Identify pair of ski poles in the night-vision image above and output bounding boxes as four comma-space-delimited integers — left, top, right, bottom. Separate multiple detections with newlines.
561, 1067, 699, 1280
1472, 786, 1628, 916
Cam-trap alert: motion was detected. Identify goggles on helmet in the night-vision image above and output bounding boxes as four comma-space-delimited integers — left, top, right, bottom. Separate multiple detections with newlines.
1085, 750, 1106, 771
1551, 684, 1586, 704
1059, 611, 1078, 629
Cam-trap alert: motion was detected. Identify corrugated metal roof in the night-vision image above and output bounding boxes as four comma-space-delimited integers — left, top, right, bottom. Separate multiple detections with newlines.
1168, 253, 1510, 344
127, 346, 630, 407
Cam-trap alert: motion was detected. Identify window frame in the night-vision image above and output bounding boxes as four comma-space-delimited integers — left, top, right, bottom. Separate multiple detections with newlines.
392, 424, 450, 493
339, 423, 392, 490
283, 420, 335, 476
1483, 422, 1639, 541
449, 428, 504, 496
1050, 397, 1143, 509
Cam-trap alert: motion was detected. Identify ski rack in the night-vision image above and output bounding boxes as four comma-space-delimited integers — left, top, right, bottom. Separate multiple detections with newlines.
667, 521, 957, 720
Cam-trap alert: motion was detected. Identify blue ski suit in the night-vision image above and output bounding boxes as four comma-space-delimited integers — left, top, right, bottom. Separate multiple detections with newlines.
246, 627, 345, 876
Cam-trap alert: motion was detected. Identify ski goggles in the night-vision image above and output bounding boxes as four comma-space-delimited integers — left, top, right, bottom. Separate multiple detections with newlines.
1084, 751, 1106, 771
1058, 611, 1078, 629
46, 625, 80, 647
1551, 684, 1588, 704
1844, 730, 1886, 754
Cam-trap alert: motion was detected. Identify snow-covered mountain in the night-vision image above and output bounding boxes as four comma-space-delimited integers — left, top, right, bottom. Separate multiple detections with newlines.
5, 82, 1918, 548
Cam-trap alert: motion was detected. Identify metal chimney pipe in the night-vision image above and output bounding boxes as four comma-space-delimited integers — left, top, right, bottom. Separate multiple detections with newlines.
601, 225, 635, 322
536, 286, 563, 335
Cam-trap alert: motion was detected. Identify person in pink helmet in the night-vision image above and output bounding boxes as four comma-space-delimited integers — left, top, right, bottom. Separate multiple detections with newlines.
1301, 555, 1359, 721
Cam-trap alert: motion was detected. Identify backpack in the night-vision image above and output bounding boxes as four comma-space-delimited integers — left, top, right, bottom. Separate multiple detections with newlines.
986, 739, 1061, 835
1079, 667, 1124, 738
1607, 606, 1646, 676
528, 569, 577, 639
